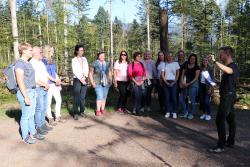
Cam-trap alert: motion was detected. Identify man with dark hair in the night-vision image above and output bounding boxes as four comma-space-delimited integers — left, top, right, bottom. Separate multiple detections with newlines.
208, 46, 239, 153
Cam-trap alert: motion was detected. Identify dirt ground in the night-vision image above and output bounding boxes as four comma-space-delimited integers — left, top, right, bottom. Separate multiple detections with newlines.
0, 110, 250, 167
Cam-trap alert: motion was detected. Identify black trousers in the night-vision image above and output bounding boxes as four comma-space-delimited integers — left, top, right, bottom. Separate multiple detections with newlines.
156, 79, 164, 111
144, 79, 154, 108
216, 93, 236, 147
73, 78, 87, 115
117, 81, 129, 109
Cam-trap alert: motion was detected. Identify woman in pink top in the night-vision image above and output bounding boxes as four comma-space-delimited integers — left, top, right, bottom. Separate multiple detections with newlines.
114, 51, 129, 113
127, 52, 146, 115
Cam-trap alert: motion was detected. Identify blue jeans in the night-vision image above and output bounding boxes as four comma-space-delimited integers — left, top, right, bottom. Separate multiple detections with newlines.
200, 84, 211, 115
181, 85, 198, 114
163, 82, 177, 114
35, 87, 48, 128
132, 85, 146, 112
95, 84, 109, 100
16, 89, 36, 139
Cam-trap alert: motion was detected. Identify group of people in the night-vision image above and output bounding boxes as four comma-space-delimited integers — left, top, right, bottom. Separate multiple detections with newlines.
15, 43, 65, 144
15, 42, 239, 154
73, 46, 215, 121
72, 44, 239, 153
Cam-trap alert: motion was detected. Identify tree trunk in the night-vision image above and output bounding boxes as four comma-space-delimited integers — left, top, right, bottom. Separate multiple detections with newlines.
54, 21, 59, 72
9, 0, 19, 60
109, 0, 114, 71
146, 0, 151, 50
64, 0, 68, 77
181, 13, 186, 50
160, 9, 168, 53
36, 0, 42, 46
46, 13, 50, 44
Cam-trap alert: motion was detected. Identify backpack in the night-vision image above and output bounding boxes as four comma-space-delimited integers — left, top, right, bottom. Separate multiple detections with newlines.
3, 63, 17, 94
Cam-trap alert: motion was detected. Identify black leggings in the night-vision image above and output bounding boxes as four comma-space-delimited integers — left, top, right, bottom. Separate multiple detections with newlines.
117, 81, 129, 109
73, 78, 87, 115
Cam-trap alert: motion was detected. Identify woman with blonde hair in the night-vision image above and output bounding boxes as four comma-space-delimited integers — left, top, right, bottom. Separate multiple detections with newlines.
42, 45, 65, 125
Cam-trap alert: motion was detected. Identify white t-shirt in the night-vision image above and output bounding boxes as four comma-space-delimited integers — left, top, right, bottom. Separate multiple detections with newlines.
114, 60, 128, 81
162, 62, 180, 81
30, 58, 49, 87
156, 61, 165, 79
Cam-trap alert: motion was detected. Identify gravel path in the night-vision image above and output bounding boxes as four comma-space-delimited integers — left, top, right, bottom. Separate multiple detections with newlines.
0, 111, 250, 167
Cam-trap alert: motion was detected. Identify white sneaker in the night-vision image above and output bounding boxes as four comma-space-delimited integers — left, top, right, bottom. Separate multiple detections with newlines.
165, 112, 170, 118
205, 115, 211, 121
172, 113, 177, 119
200, 114, 206, 120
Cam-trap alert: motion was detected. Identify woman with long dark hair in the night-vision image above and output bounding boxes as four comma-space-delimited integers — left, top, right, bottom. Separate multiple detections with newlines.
127, 52, 146, 115
71, 44, 89, 120
179, 53, 201, 119
155, 51, 166, 113
89, 52, 112, 116
114, 50, 129, 113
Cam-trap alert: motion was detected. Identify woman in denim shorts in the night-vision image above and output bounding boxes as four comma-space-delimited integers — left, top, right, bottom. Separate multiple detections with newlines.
89, 52, 112, 116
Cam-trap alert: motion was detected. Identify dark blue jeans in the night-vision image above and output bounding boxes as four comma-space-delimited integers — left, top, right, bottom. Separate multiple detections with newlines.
200, 83, 211, 115
132, 84, 146, 113
73, 78, 87, 115
163, 82, 177, 114
180, 84, 198, 114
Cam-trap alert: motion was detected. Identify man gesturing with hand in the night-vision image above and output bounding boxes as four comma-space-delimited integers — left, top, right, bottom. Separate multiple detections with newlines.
208, 46, 239, 153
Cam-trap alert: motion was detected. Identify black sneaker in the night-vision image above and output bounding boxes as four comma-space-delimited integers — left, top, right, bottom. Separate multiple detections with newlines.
225, 142, 234, 148
31, 133, 45, 140
79, 112, 87, 118
74, 114, 79, 120
42, 124, 53, 131
37, 127, 48, 135
208, 146, 225, 153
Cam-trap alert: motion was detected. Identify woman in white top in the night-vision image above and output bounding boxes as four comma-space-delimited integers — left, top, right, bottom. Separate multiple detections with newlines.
155, 51, 166, 113
161, 52, 180, 119
114, 51, 129, 113
71, 44, 89, 120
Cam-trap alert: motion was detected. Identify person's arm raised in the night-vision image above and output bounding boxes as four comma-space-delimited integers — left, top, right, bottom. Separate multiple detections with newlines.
210, 55, 233, 74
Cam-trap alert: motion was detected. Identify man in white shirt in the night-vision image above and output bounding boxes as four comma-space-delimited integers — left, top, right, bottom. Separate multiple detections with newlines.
30, 47, 59, 135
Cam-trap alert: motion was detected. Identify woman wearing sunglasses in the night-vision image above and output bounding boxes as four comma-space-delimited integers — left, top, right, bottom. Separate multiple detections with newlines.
114, 51, 130, 113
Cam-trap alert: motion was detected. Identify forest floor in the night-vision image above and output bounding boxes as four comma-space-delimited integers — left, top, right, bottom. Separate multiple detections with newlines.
1, 108, 250, 167
0, 83, 250, 167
